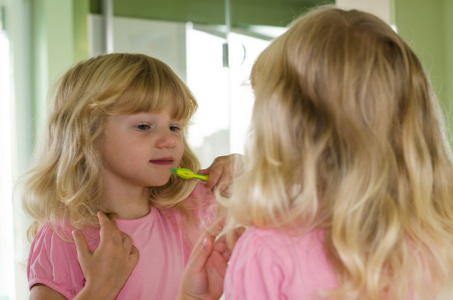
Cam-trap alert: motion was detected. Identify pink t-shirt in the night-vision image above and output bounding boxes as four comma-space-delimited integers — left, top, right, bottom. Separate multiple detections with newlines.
27, 183, 217, 299
224, 227, 338, 299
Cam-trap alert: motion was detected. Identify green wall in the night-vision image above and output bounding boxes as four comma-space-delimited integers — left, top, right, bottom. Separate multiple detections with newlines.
31, 0, 74, 136
444, 0, 453, 136
89, 0, 333, 27
31, 0, 90, 142
394, 0, 453, 140
73, 0, 90, 63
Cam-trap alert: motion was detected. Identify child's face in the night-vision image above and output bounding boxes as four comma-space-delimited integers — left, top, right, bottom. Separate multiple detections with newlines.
102, 106, 184, 188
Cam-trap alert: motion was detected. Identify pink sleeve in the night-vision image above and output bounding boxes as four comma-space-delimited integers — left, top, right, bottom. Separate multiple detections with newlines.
27, 223, 85, 299
224, 229, 284, 300
189, 183, 218, 226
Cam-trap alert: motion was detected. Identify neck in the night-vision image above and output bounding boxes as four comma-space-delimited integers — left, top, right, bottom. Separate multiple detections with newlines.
103, 178, 151, 220
107, 196, 150, 219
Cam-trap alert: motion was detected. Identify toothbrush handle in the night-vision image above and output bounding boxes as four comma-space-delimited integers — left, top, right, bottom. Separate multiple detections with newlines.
194, 174, 210, 181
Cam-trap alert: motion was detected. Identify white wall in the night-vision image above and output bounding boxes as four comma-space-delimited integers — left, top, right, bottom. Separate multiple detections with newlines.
336, 0, 392, 24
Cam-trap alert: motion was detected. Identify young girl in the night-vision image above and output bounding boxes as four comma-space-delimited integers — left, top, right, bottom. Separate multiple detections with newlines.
216, 6, 453, 300
22, 53, 232, 299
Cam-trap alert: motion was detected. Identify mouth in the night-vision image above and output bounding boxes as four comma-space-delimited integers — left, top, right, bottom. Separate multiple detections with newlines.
149, 157, 174, 165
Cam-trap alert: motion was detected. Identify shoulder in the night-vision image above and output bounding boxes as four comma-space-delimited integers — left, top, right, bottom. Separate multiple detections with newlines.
31, 219, 100, 251
185, 182, 218, 222
232, 227, 293, 261
225, 228, 288, 299
186, 182, 217, 204
170, 183, 219, 251
241, 226, 326, 249
31, 220, 73, 248
235, 227, 330, 266
29, 220, 79, 265
227, 227, 337, 298
28, 221, 85, 299
228, 228, 298, 274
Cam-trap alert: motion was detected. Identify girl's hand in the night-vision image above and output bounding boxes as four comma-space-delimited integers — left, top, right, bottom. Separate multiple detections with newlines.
178, 218, 245, 300
72, 212, 140, 300
198, 154, 242, 197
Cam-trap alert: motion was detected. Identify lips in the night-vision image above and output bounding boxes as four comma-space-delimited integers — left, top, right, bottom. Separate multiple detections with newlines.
150, 157, 174, 165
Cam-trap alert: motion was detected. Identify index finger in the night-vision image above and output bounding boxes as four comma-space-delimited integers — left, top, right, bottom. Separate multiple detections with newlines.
97, 211, 120, 241
97, 211, 110, 226
203, 167, 223, 190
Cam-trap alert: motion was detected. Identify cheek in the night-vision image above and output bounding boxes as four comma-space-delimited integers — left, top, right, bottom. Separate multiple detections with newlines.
103, 136, 124, 159
101, 131, 136, 163
175, 138, 185, 161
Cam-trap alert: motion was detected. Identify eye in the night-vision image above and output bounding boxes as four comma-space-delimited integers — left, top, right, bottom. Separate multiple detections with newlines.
136, 124, 150, 131
170, 125, 181, 132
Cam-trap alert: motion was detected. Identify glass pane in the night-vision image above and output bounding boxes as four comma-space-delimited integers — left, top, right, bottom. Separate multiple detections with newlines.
88, 14, 283, 167
186, 25, 230, 167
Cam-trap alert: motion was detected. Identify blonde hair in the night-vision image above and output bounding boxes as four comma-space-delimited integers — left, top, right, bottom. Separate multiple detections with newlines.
227, 6, 453, 299
22, 53, 200, 239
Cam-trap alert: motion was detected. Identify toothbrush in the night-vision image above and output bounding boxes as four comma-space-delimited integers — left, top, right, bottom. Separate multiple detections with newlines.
171, 168, 210, 181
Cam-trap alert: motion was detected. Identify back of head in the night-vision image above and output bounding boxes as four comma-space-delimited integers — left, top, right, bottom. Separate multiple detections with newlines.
230, 5, 453, 299
23, 53, 200, 237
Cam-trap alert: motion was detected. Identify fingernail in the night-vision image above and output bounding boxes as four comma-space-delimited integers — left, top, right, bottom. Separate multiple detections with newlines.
202, 238, 208, 247
72, 230, 79, 237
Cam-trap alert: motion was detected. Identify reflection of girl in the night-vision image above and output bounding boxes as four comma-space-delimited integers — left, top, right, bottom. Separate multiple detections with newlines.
23, 53, 231, 299
220, 6, 453, 299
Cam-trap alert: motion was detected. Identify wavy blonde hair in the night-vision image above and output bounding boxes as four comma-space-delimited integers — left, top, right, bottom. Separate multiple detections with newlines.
22, 53, 200, 240
226, 6, 453, 299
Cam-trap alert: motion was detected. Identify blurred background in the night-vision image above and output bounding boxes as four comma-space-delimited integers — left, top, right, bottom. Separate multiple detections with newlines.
0, 0, 451, 299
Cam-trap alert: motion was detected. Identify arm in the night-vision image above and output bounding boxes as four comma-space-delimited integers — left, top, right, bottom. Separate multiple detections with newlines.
29, 285, 66, 300
30, 212, 139, 300
29, 282, 119, 300
178, 218, 245, 300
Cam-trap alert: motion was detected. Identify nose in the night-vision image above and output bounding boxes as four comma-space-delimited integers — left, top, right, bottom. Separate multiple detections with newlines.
155, 130, 176, 149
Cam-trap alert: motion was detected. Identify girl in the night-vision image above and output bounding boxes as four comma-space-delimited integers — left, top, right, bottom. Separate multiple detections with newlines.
22, 53, 233, 299
216, 6, 453, 300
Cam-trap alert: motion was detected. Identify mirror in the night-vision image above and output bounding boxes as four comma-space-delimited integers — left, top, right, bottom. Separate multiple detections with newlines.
88, 0, 334, 167
2, 0, 451, 299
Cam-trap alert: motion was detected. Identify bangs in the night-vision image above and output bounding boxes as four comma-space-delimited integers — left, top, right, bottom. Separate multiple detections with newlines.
103, 57, 197, 123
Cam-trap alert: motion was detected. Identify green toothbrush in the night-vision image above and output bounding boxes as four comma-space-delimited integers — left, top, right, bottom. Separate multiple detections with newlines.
171, 168, 210, 181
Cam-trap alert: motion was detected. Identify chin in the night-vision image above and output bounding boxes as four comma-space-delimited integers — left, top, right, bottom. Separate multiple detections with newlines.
148, 176, 172, 187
